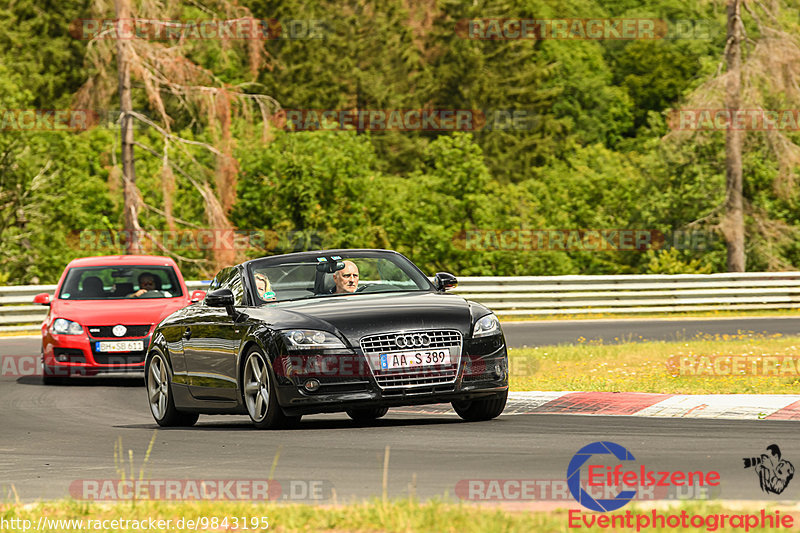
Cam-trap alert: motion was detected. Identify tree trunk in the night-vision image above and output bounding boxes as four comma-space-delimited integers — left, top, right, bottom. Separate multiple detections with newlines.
116, 0, 141, 254
723, 0, 745, 271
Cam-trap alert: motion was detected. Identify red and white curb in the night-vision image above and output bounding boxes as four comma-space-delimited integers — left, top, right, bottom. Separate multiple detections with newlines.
510, 391, 800, 420
393, 391, 800, 420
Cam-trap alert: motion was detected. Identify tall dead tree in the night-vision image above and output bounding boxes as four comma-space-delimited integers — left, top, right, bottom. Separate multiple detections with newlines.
115, 0, 141, 254
723, 0, 745, 271
76, 0, 280, 271
668, 0, 800, 271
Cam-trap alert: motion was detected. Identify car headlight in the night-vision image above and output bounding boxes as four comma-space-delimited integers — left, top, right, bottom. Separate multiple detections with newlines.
279, 329, 346, 350
472, 313, 500, 338
52, 318, 84, 335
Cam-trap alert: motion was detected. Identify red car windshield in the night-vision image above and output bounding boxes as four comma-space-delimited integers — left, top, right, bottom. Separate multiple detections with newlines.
58, 265, 183, 300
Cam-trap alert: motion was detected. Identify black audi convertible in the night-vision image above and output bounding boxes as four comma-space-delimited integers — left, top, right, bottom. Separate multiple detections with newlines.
145, 249, 508, 428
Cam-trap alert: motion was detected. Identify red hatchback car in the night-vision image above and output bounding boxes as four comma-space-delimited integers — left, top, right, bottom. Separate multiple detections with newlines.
33, 255, 206, 383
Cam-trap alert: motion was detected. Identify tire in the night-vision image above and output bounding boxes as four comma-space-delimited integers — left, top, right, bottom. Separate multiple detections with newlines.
346, 406, 389, 423
452, 390, 508, 422
42, 358, 67, 385
242, 347, 294, 429
146, 351, 199, 427
42, 350, 63, 385
41, 366, 63, 386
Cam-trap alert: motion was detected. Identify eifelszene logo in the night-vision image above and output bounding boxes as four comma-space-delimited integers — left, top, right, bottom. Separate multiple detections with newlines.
743, 444, 794, 495
567, 441, 721, 512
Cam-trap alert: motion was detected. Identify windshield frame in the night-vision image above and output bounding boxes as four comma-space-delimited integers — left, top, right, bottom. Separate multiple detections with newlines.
244, 250, 434, 305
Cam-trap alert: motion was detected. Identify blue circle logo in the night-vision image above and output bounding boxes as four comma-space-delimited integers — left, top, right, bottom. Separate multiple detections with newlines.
567, 441, 637, 512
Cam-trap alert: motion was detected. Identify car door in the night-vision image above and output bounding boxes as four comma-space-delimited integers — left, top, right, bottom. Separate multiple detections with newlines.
172, 273, 223, 387
159, 306, 192, 386
183, 268, 245, 402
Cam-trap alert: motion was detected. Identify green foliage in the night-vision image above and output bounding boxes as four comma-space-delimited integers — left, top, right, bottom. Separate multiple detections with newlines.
233, 128, 390, 255
644, 248, 714, 274
382, 133, 500, 274
0, 0, 89, 108
1, 0, 799, 282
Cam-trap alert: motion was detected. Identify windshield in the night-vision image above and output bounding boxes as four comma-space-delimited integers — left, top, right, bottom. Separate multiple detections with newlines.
246, 252, 432, 304
58, 265, 183, 300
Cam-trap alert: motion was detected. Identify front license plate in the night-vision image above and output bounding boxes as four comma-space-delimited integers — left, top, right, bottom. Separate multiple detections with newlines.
380, 349, 451, 370
95, 341, 144, 352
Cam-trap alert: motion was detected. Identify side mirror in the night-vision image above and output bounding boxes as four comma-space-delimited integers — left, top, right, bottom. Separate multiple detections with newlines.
190, 290, 207, 303
433, 272, 458, 292
205, 288, 234, 308
33, 293, 51, 306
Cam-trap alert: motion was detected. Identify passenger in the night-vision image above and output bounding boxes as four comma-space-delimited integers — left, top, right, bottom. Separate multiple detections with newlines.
332, 260, 359, 294
254, 272, 276, 301
81, 276, 105, 298
130, 272, 158, 298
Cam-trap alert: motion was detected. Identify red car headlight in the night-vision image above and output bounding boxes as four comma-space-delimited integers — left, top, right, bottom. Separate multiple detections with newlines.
52, 318, 84, 335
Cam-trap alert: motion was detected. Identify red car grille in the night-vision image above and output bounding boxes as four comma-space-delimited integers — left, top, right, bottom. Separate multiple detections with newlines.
87, 325, 151, 338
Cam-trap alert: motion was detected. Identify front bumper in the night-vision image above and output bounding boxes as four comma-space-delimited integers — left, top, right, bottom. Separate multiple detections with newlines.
42, 331, 150, 376
274, 341, 508, 416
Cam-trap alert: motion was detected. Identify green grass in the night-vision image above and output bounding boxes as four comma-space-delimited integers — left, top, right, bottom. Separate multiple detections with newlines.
0, 330, 39, 337
509, 334, 800, 394
1, 499, 798, 532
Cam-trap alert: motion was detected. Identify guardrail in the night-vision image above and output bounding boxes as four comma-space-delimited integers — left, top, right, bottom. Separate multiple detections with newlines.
0, 281, 208, 333
450, 272, 800, 316
1, 273, 799, 332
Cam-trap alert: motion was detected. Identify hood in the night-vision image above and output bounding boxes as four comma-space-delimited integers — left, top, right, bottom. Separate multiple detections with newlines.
254, 291, 472, 343
51, 298, 189, 326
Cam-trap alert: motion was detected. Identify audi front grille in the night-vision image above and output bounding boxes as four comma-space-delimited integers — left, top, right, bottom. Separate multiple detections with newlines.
360, 330, 462, 389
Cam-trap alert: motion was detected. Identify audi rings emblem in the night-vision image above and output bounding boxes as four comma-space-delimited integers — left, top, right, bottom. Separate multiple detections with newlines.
395, 333, 431, 348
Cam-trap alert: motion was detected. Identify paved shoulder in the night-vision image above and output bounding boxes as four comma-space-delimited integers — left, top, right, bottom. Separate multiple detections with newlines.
502, 316, 800, 347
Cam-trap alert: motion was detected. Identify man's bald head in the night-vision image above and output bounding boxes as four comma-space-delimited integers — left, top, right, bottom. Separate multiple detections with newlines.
333, 260, 359, 293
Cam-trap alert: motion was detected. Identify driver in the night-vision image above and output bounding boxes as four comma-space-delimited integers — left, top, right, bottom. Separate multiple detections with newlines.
332, 260, 359, 294
129, 272, 158, 298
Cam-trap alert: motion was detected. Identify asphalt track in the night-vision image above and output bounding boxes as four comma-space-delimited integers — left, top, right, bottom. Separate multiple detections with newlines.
1, 317, 799, 504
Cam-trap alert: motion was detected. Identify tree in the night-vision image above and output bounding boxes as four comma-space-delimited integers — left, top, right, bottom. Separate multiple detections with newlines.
233, 128, 389, 255
669, 0, 800, 271
76, 0, 279, 270
723, 0, 745, 272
